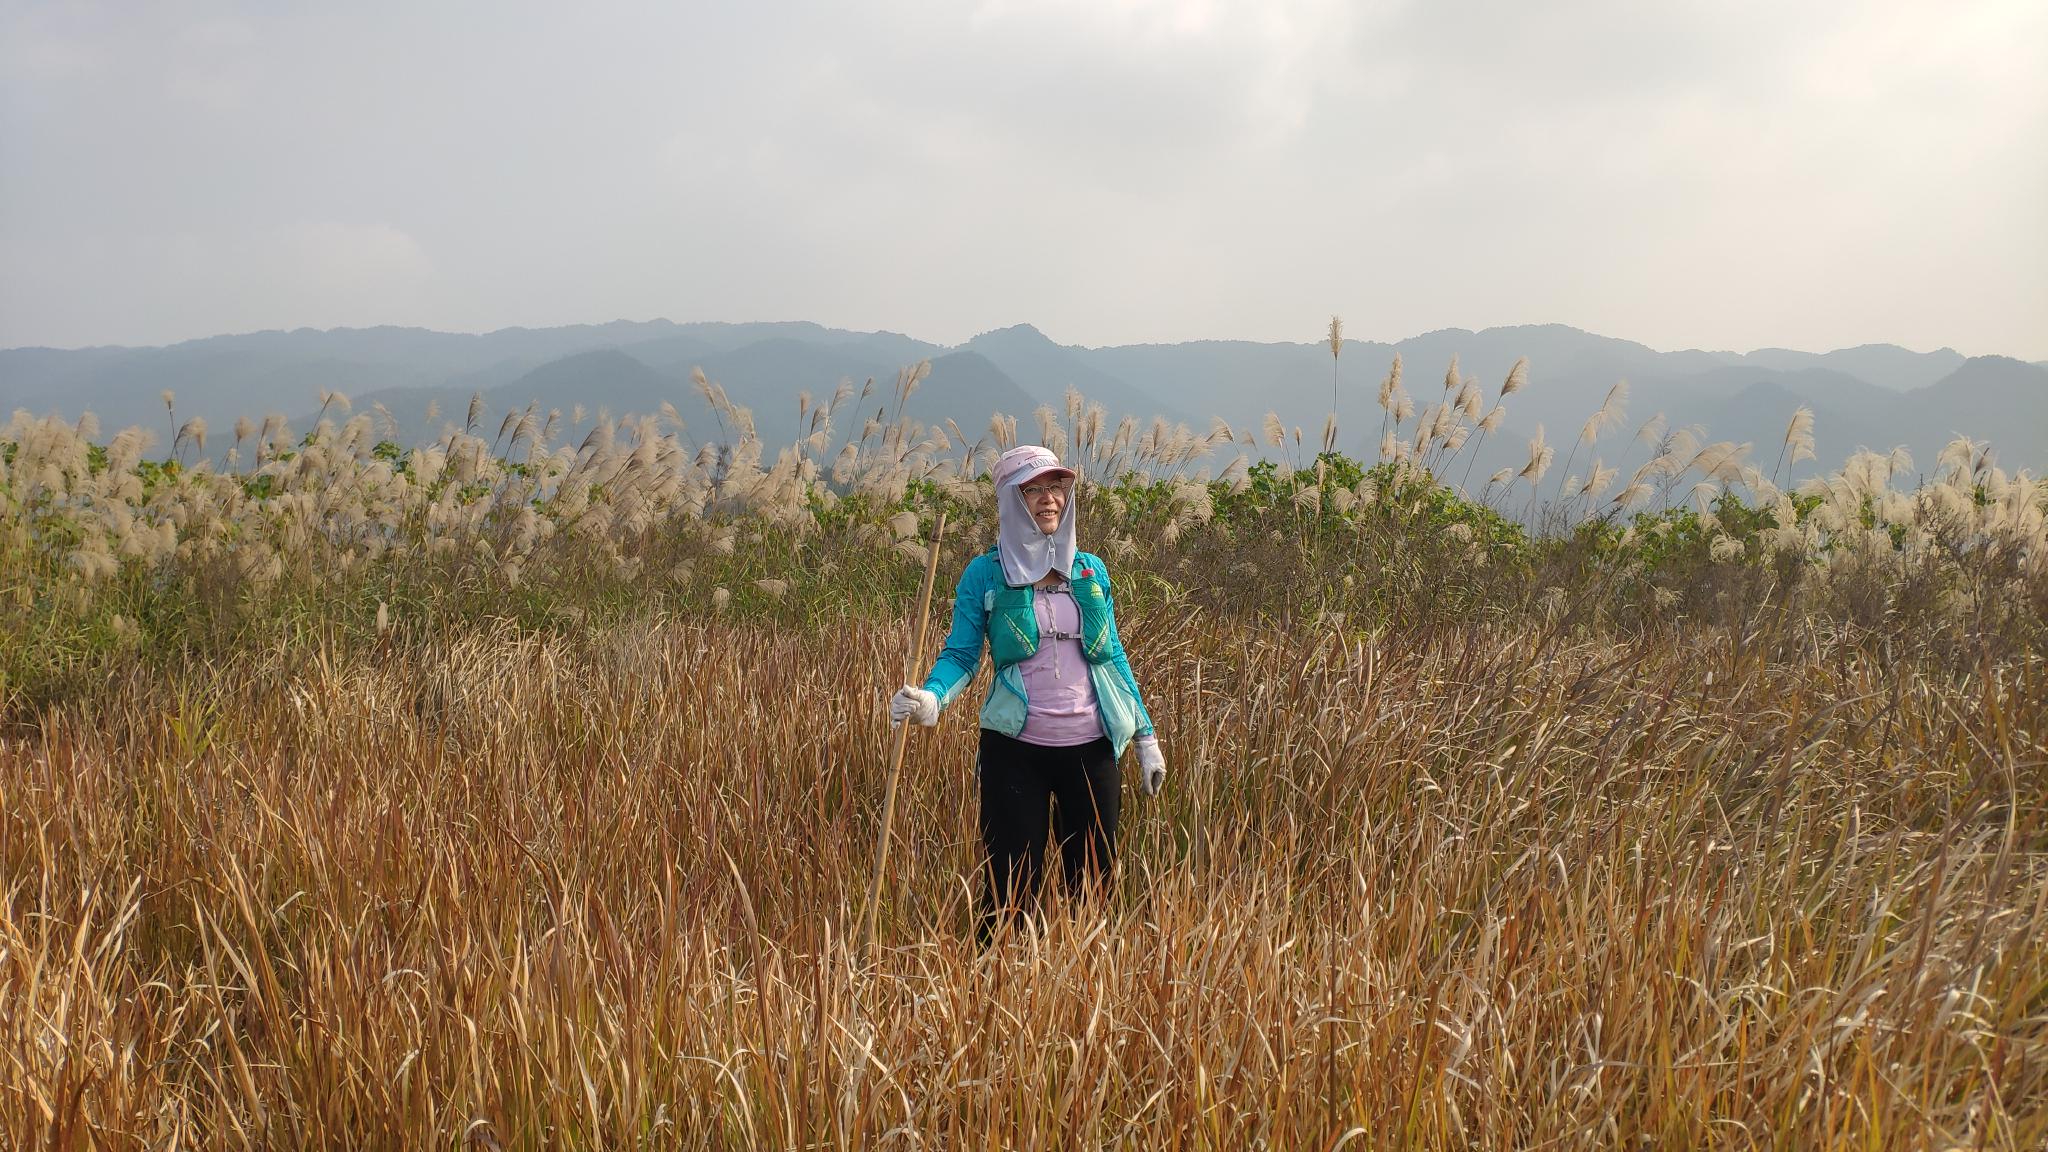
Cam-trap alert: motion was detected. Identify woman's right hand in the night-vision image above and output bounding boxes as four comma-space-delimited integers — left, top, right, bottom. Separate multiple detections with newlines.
889, 685, 939, 728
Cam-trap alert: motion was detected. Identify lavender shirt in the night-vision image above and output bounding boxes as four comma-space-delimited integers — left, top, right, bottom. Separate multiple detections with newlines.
1014, 579, 1104, 747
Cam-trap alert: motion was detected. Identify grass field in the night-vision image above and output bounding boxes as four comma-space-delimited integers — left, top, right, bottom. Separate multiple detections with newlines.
5, 602, 2044, 1148
4, 373, 2047, 1146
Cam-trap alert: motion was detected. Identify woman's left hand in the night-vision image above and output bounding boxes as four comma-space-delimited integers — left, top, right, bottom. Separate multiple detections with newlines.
1135, 733, 1166, 796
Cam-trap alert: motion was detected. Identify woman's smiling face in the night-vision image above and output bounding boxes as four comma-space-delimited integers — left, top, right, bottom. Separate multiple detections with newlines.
1020, 477, 1070, 534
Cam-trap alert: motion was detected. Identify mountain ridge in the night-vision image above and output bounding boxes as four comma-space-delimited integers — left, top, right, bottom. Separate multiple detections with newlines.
4, 320, 2042, 476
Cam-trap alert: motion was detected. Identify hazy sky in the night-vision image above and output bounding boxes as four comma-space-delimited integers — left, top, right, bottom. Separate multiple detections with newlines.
4, 0, 2044, 356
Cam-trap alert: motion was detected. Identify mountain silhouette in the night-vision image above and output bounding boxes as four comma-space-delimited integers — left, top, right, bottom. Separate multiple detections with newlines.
964, 324, 1197, 427
5, 320, 2043, 478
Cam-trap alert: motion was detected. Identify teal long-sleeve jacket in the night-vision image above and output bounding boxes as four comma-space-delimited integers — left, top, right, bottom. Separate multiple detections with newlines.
918, 548, 1155, 757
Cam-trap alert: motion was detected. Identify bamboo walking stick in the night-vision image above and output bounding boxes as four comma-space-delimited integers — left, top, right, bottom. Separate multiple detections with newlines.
863, 509, 947, 962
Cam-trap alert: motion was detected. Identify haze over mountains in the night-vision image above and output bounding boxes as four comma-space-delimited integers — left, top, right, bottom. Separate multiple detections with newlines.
4, 320, 2044, 484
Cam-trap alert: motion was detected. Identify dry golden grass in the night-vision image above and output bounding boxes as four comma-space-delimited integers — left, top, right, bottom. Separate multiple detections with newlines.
4, 605, 2045, 1148
5, 363, 2048, 1146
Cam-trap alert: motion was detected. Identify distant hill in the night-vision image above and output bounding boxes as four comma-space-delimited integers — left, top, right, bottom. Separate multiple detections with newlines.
293, 338, 1044, 457
907, 352, 1047, 440
5, 320, 2043, 478
963, 324, 1198, 427
1079, 338, 1334, 451
5, 342, 444, 448
1742, 344, 1966, 393
1896, 357, 2048, 469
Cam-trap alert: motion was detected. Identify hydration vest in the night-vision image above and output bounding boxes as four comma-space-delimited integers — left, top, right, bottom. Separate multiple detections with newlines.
982, 551, 1118, 670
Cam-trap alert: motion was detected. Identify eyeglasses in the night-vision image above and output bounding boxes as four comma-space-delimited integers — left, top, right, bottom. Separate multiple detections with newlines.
1021, 481, 1071, 499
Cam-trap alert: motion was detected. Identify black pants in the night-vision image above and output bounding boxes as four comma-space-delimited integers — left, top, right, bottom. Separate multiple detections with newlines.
976, 728, 1120, 944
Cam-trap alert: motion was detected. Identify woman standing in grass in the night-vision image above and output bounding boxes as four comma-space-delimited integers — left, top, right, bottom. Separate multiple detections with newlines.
890, 445, 1166, 942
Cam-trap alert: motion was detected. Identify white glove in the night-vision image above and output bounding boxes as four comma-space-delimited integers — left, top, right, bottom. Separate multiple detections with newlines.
889, 685, 938, 728
1135, 733, 1166, 796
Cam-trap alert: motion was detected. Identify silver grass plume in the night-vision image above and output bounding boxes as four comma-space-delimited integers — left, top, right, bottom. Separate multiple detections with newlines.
1580, 460, 1618, 500
1772, 405, 1815, 483
1612, 480, 1653, 508
1500, 357, 1528, 396
1634, 414, 1668, 449
1456, 379, 1483, 421
1519, 425, 1552, 484
1581, 381, 1629, 445
177, 417, 208, 455
1035, 405, 1061, 450
1327, 315, 1343, 430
